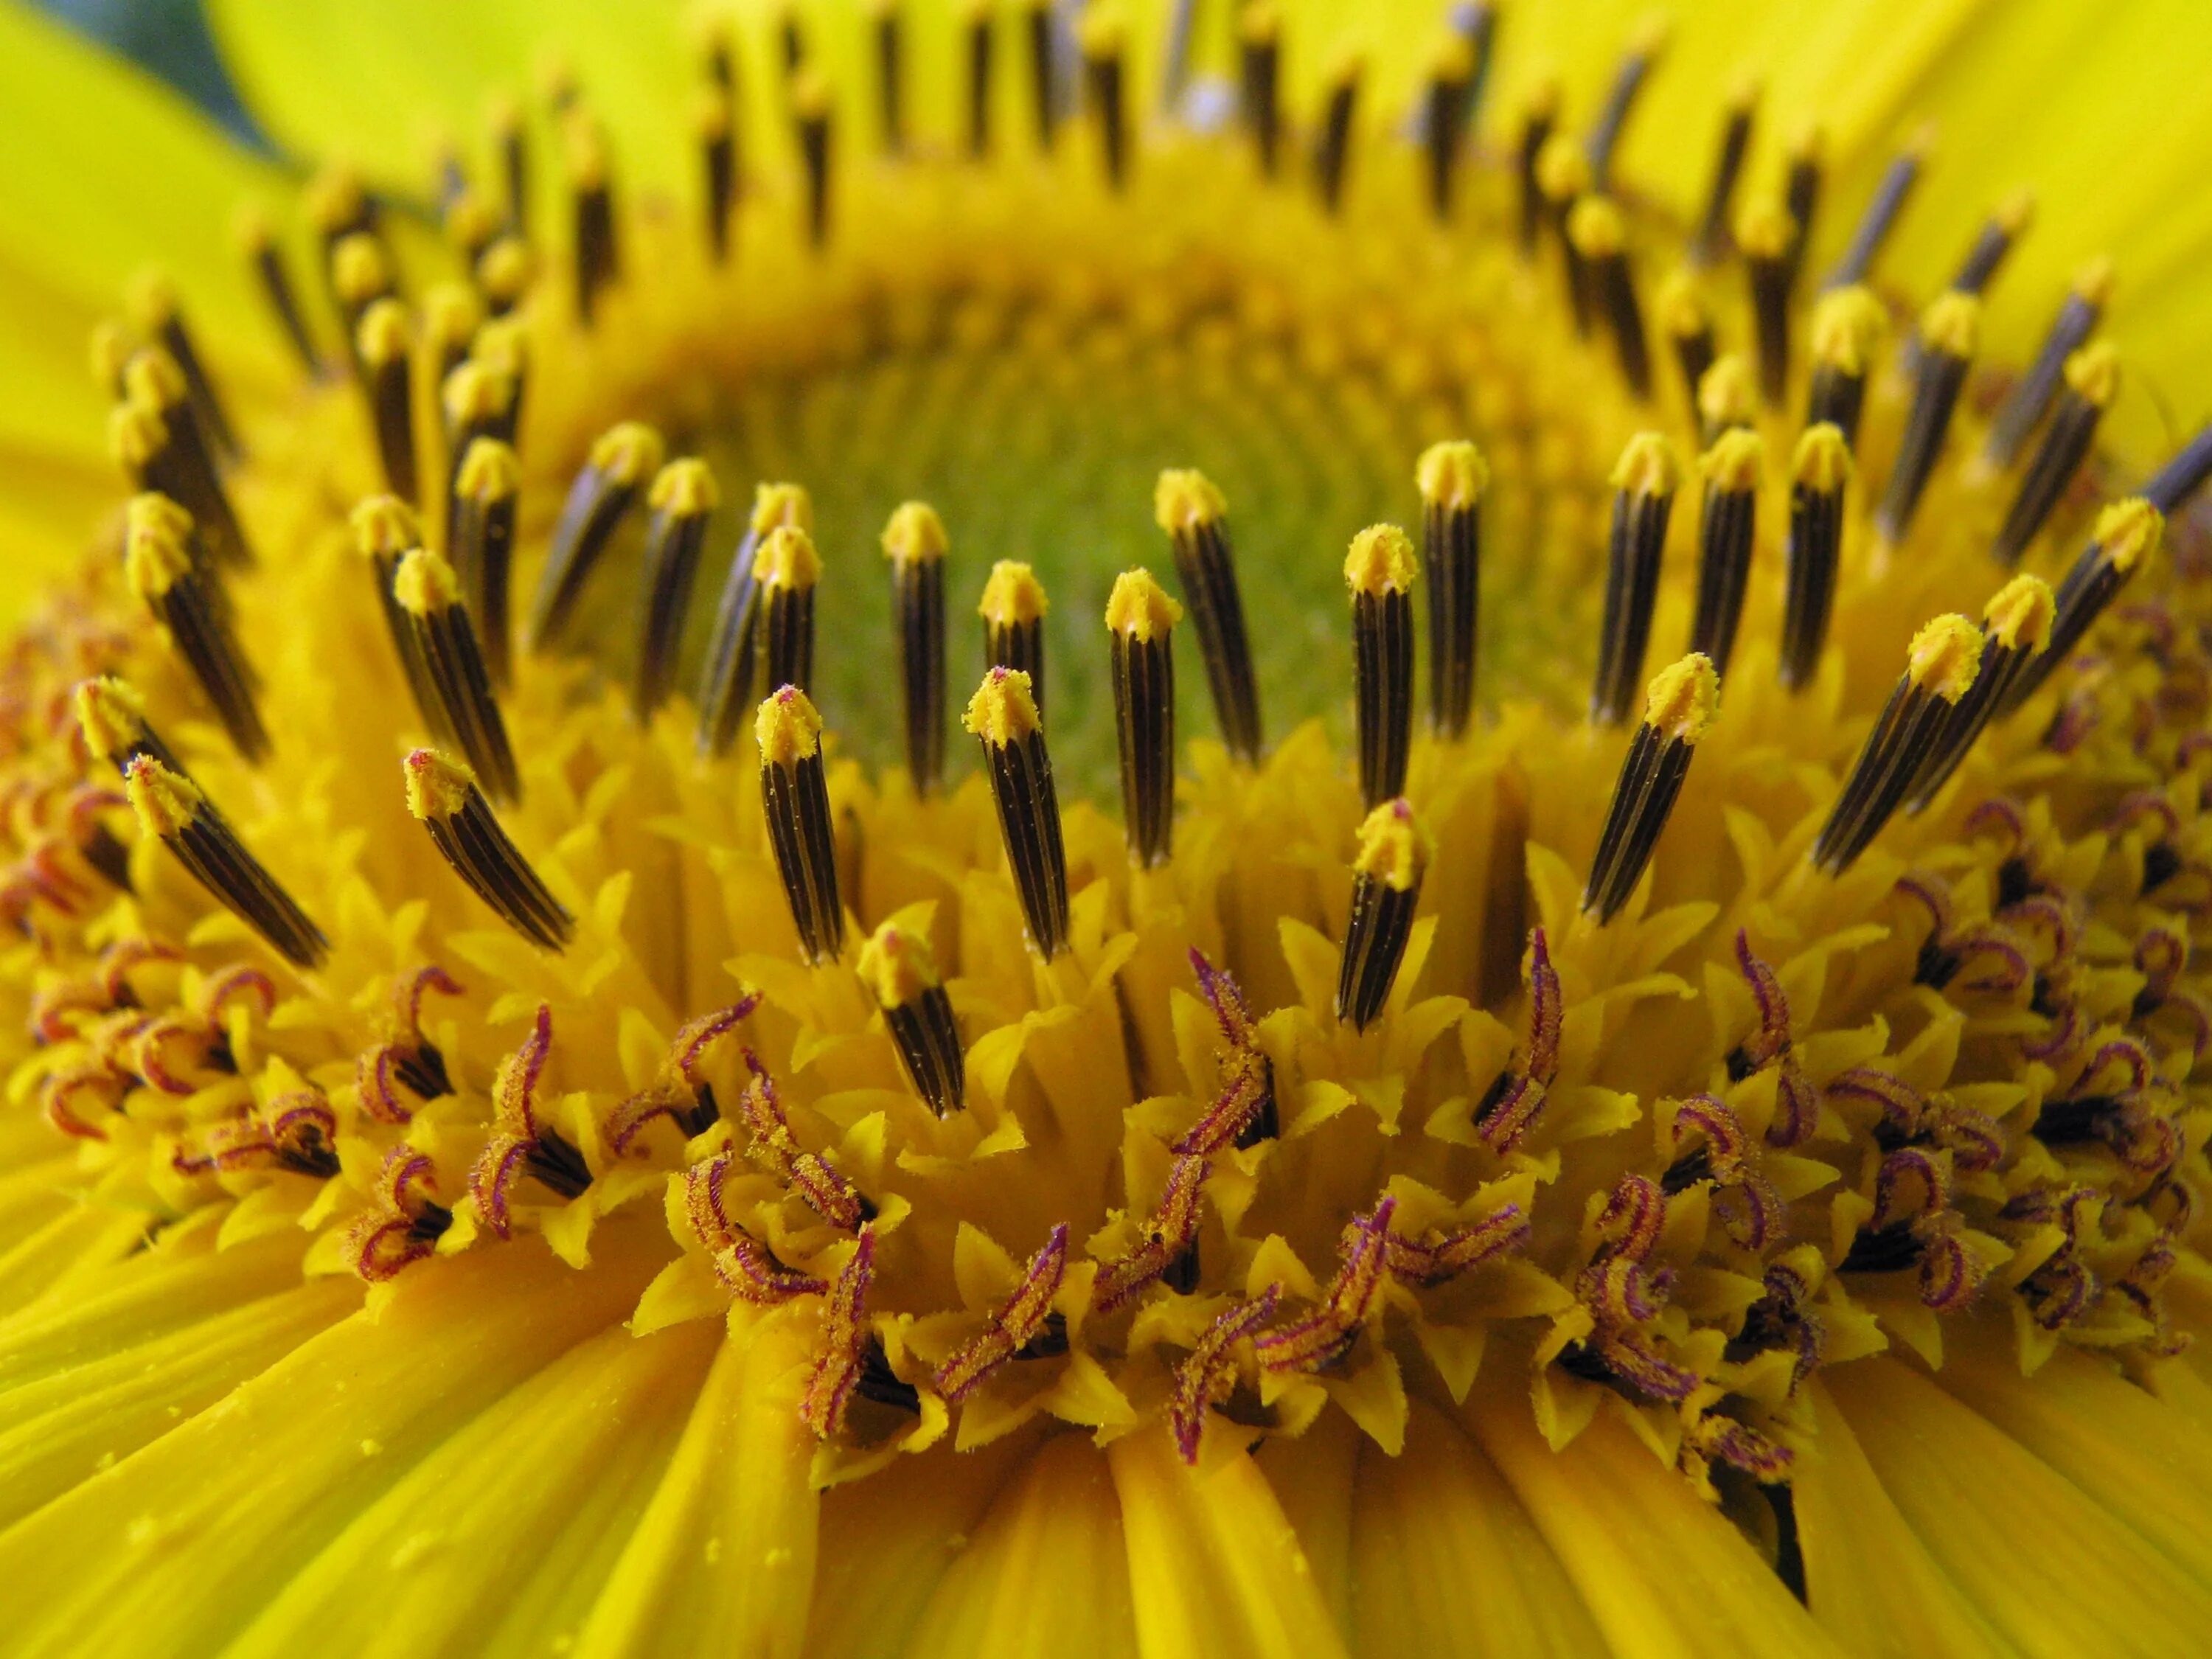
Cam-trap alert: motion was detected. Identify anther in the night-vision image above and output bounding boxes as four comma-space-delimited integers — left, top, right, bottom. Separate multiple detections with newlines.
633, 459, 720, 722
980, 560, 1048, 719
801, 1228, 883, 1441
129, 272, 238, 462
2000, 497, 2164, 714
396, 549, 521, 804
1688, 79, 1756, 267
1418, 440, 1487, 738
304, 163, 375, 257
933, 1225, 1068, 1404
1312, 55, 1361, 215
1658, 271, 1715, 429
232, 206, 319, 374
404, 748, 571, 950
1422, 33, 1475, 220
1514, 79, 1560, 256
1905, 575, 2053, 813
442, 187, 500, 274
77, 674, 178, 778
1781, 123, 1823, 293
116, 348, 253, 566
1804, 285, 1884, 449
698, 94, 737, 263
1950, 190, 2033, 294
89, 320, 131, 397
1107, 568, 1182, 867
1778, 425, 1851, 692
1079, 10, 1128, 191
1812, 615, 1983, 873
754, 524, 822, 703
451, 439, 519, 689
1337, 799, 1428, 1031
1985, 257, 2113, 468
1585, 22, 1663, 189
757, 686, 844, 964
126, 754, 327, 968
439, 358, 518, 535
1584, 654, 1718, 922
419, 285, 481, 394
1024, 0, 1060, 152
1346, 524, 1419, 810
1991, 342, 2117, 566
1688, 429, 1763, 678
1155, 468, 1263, 761
487, 95, 529, 234
698, 481, 814, 757
352, 494, 447, 734
566, 114, 618, 327
794, 73, 833, 248
964, 0, 995, 159
124, 496, 266, 763
965, 667, 1070, 959
1590, 432, 1680, 726
476, 236, 533, 319
528, 421, 665, 649
858, 917, 964, 1115
1696, 352, 1755, 446
1875, 291, 1978, 546
883, 502, 949, 794
873, 0, 906, 154
355, 300, 419, 507
328, 232, 396, 368
1569, 197, 1652, 399
1535, 136, 1593, 333
1824, 139, 1924, 291
1737, 199, 1795, 406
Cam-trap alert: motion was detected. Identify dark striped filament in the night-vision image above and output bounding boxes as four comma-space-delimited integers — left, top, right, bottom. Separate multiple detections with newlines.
1874, 291, 1978, 546
355, 299, 419, 506
1347, 524, 1419, 811
1155, 468, 1263, 762
131, 272, 238, 461
756, 526, 822, 698
1659, 271, 1716, 429
1313, 56, 1360, 215
1991, 343, 2117, 566
1583, 654, 1718, 923
1824, 141, 1921, 291
1738, 199, 1795, 406
964, 0, 993, 159
1950, 190, 2033, 294
859, 917, 965, 1116
1813, 615, 1984, 874
566, 115, 618, 327
633, 459, 721, 722
1905, 576, 2054, 814
405, 749, 571, 951
352, 495, 445, 747
1688, 429, 1763, 678
1696, 353, 1755, 447
1514, 79, 1559, 257
1780, 122, 1823, 293
123, 495, 267, 763
700, 92, 737, 263
114, 349, 252, 566
698, 481, 813, 757
1337, 798, 1428, 1032
1107, 568, 1181, 869
529, 421, 665, 649
1535, 136, 1593, 333
1238, 4, 1279, 175
965, 667, 1070, 960
1778, 425, 1851, 692
1688, 78, 1756, 266
1418, 439, 1487, 739
757, 686, 844, 964
394, 549, 521, 805
795, 75, 833, 248
1569, 197, 1652, 400
1985, 257, 2112, 468
1590, 432, 1680, 727
451, 438, 519, 689
1584, 25, 1662, 189
1999, 498, 2163, 716
1079, 12, 1127, 191
979, 560, 1048, 720
127, 753, 329, 970
883, 501, 948, 796
874, 0, 905, 155
1804, 285, 1883, 450
1023, 0, 1057, 152
234, 206, 319, 373
1422, 33, 1475, 220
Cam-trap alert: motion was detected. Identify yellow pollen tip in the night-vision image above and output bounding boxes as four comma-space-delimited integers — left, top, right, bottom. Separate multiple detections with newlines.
331, 234, 392, 307
441, 361, 512, 427
303, 164, 366, 234
1416, 439, 1489, 509
122, 347, 186, 413
393, 549, 462, 616
356, 299, 410, 367
1644, 653, 1719, 743
979, 561, 1049, 625
1994, 188, 2036, 236
1700, 428, 1764, 493
88, 321, 132, 390
1788, 119, 1824, 163
125, 490, 192, 546
477, 238, 534, 303
350, 495, 422, 561
1429, 32, 1476, 82
123, 503, 194, 600
754, 525, 822, 591
403, 748, 476, 821
1907, 614, 1984, 702
1352, 799, 1428, 891
649, 458, 720, 518
1791, 424, 1851, 493
1810, 285, 1885, 374
563, 116, 609, 186
1075, 6, 1124, 54
1734, 199, 1795, 260
457, 439, 520, 503
881, 501, 949, 566
858, 919, 940, 1008
1657, 269, 1709, 339
443, 191, 497, 255
2073, 254, 2116, 307
125, 756, 204, 841
695, 92, 731, 139
1345, 524, 1419, 596
1534, 133, 1590, 203
1238, 2, 1280, 46
230, 202, 272, 255
756, 686, 824, 768
472, 319, 527, 378
423, 282, 482, 349
750, 482, 814, 538
589, 422, 667, 487
2062, 342, 2121, 408
1919, 291, 1981, 360
1610, 431, 1680, 497
125, 270, 177, 330
1153, 467, 1227, 533
1983, 574, 2056, 653
107, 403, 167, 470
2094, 498, 2163, 574
1696, 354, 1756, 430
1565, 196, 1626, 259
964, 668, 1042, 747
791, 72, 831, 121
1106, 569, 1183, 640
76, 676, 147, 762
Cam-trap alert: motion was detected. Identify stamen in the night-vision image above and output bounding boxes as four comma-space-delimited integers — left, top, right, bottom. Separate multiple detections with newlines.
633, 459, 721, 722
395, 549, 521, 804
882, 502, 948, 794
874, 0, 906, 155
527, 420, 665, 649
858, 917, 964, 1115
698, 481, 813, 757
1346, 524, 1419, 810
1905, 575, 2054, 813
755, 524, 822, 701
76, 674, 180, 778
123, 496, 267, 763
421, 282, 481, 389
1169, 1287, 1277, 1463
476, 236, 533, 319
1568, 197, 1652, 399
1178, 951, 1276, 1152
1778, 425, 1851, 692
1990, 343, 2118, 566
1336, 798, 1428, 1031
1812, 615, 1983, 874
979, 560, 1048, 719
232, 205, 319, 374
1418, 440, 1487, 738
1585, 24, 1663, 189
125, 754, 327, 968
1590, 431, 1681, 726
1514, 79, 1560, 256
1823, 140, 1923, 290
699, 93, 737, 263
1804, 285, 1884, 449
344, 1148, 453, 1282
1999, 497, 2164, 714
1255, 1197, 1396, 1373
442, 188, 499, 276
1024, 0, 1059, 152
686, 1156, 828, 1303
1950, 190, 2034, 294
439, 359, 518, 524
472, 1005, 593, 1236
128, 272, 238, 462
801, 1227, 881, 1441
329, 232, 396, 369
351, 494, 446, 742
1154, 468, 1263, 762
1688, 428, 1763, 677
1421, 34, 1475, 220
487, 95, 528, 234
733, 1051, 872, 1226
1874, 291, 1978, 546
404, 749, 571, 950
1780, 123, 1823, 293
114, 349, 252, 566
451, 439, 519, 689
965, 667, 1070, 959
1583, 654, 1718, 922
1688, 78, 1756, 266
89, 321, 131, 397
1079, 11, 1127, 191
757, 686, 844, 964
1313, 55, 1361, 215
1737, 200, 1795, 405
2143, 422, 2212, 515
355, 300, 419, 506
964, 0, 994, 159
795, 74, 833, 248
1696, 352, 1755, 446
1097, 1152, 1209, 1311
1984, 257, 2113, 467
1658, 271, 1715, 429
933, 1225, 1068, 1403
1534, 136, 1593, 333
566, 114, 618, 327
1107, 568, 1182, 867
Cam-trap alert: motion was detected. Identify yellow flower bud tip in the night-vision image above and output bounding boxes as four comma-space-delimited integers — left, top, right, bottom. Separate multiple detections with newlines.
1791, 424, 1852, 494
122, 346, 187, 413
471, 319, 529, 377
1074, 5, 1124, 54
2095, 498, 2164, 574
126, 269, 178, 331
1906, 614, 1983, 703
1919, 291, 1980, 360
2073, 254, 2116, 307
403, 747, 477, 821
393, 548, 462, 616
563, 116, 609, 186
75, 675, 148, 762
1321, 46, 1365, 88
1237, 1, 1280, 46
1787, 119, 1824, 163
89, 321, 133, 390
648, 458, 720, 518
477, 237, 534, 301
1700, 428, 1764, 493
750, 481, 815, 538
1106, 568, 1183, 641
1352, 798, 1428, 891
753, 524, 822, 591
756, 684, 825, 769
1696, 353, 1756, 428
1428, 30, 1476, 82
444, 190, 498, 252
349, 495, 422, 561
695, 90, 733, 140
456, 438, 520, 504
1994, 188, 2036, 237
2062, 342, 2121, 409
1734, 199, 1795, 260
1345, 524, 1419, 596
1610, 431, 1680, 497
230, 201, 272, 255
1565, 195, 1625, 258
1644, 653, 1719, 743
107, 402, 168, 470
422, 282, 483, 347
1416, 440, 1489, 509
791, 71, 832, 121
442, 362, 512, 427
881, 501, 949, 566
1656, 269, 1709, 338
1534, 132, 1589, 202
1984, 574, 2056, 654
331, 234, 392, 307
1810, 285, 1885, 375
979, 560, 1048, 625
964, 667, 1042, 747
588, 422, 667, 487
858, 919, 940, 1008
304, 163, 366, 234
124, 504, 194, 601
125, 754, 206, 841
1153, 467, 1227, 534
125, 491, 193, 547
356, 299, 410, 367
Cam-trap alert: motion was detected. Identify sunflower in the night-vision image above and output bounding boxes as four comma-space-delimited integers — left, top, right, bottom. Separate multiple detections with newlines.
4, 0, 2212, 1652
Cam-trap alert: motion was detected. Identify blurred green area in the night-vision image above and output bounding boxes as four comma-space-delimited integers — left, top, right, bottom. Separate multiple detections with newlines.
40, 0, 259, 142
